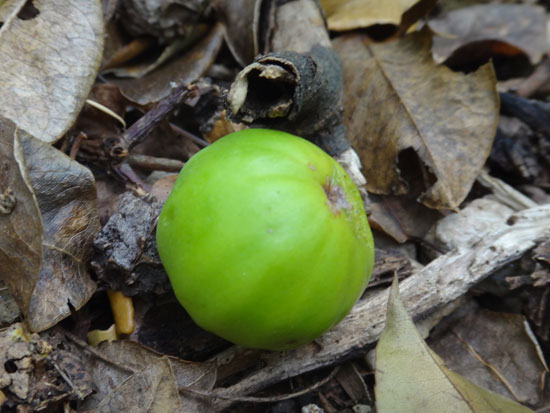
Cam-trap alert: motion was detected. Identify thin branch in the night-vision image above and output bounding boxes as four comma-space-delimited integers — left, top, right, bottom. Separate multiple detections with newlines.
125, 154, 184, 172
180, 366, 341, 403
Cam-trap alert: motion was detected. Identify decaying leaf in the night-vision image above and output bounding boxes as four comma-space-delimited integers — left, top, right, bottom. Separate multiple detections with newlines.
1, 128, 100, 332
320, 0, 436, 32
113, 23, 224, 105
375, 277, 534, 412
334, 28, 499, 210
0, 118, 43, 325
429, 304, 549, 407
81, 340, 216, 411
120, 0, 209, 40
431, 4, 548, 67
0, 0, 103, 143
0, 323, 93, 410
92, 357, 181, 413
212, 0, 262, 67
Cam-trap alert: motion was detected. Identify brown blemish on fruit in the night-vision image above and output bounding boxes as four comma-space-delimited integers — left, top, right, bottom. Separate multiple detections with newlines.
323, 176, 351, 216
308, 163, 317, 171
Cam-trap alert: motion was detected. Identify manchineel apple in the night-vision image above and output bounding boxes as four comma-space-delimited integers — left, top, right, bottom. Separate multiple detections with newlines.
156, 128, 374, 350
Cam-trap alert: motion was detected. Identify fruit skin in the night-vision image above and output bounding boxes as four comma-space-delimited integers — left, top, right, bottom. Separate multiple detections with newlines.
156, 129, 374, 350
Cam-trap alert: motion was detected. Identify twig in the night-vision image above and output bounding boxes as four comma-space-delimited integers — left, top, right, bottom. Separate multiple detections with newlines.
125, 154, 184, 172
170, 123, 210, 147
66, 328, 340, 404
106, 83, 206, 159
179, 366, 341, 403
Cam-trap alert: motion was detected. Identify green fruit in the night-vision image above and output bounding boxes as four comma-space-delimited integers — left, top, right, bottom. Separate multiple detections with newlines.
156, 129, 374, 350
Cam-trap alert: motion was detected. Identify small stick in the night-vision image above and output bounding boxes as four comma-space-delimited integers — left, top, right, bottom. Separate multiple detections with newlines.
179, 365, 341, 403
170, 123, 210, 147
125, 154, 184, 172
107, 83, 206, 159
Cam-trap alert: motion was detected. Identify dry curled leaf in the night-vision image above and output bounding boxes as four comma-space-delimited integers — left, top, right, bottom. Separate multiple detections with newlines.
375, 277, 534, 412
1, 127, 100, 332
0, 0, 103, 143
334, 28, 499, 210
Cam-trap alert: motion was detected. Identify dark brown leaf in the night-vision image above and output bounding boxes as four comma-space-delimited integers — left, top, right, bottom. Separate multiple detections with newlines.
19, 131, 99, 332
113, 23, 224, 105
212, 0, 261, 66
0, 118, 42, 324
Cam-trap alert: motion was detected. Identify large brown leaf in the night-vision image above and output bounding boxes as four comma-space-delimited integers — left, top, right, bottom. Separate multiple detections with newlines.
334, 28, 499, 210
0, 126, 100, 332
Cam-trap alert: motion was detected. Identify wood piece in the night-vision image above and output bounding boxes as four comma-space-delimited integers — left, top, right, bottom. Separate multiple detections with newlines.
211, 204, 550, 411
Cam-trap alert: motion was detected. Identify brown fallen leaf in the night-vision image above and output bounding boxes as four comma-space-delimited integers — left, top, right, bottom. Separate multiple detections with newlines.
430, 4, 548, 69
0, 118, 43, 325
92, 357, 181, 413
334, 28, 499, 210
113, 22, 224, 105
429, 304, 549, 407
22, 130, 100, 331
212, 0, 261, 67
320, 0, 436, 33
80, 340, 216, 411
0, 0, 103, 143
1, 128, 100, 332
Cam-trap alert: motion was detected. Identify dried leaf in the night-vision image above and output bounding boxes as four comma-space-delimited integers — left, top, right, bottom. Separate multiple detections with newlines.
431, 4, 548, 66
429, 306, 549, 407
334, 29, 499, 210
0, 0, 103, 143
81, 340, 216, 411
212, 0, 261, 67
375, 277, 533, 412
92, 357, 182, 413
4, 130, 100, 332
114, 23, 224, 105
0, 118, 43, 322
320, 0, 435, 32
120, 0, 209, 40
